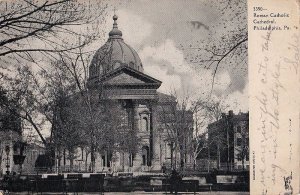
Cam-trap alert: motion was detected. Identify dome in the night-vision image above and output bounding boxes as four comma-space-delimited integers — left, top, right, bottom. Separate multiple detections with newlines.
89, 14, 144, 79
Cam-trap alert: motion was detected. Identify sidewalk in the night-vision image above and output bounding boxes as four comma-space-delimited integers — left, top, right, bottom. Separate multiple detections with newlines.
103, 192, 250, 195
8, 191, 250, 195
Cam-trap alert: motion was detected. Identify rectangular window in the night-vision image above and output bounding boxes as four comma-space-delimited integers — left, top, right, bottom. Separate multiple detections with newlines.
101, 155, 105, 167
237, 126, 241, 133
246, 153, 249, 161
237, 153, 242, 161
237, 138, 242, 146
129, 153, 134, 167
142, 155, 146, 166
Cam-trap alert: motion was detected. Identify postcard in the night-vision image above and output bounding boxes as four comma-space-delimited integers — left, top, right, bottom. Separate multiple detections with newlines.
0, 0, 299, 194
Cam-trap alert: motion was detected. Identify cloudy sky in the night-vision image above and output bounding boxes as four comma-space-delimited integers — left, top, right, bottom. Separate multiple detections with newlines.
95, 0, 248, 113
1, 1, 248, 114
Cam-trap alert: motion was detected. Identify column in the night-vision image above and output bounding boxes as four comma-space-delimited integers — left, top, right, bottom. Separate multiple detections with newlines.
150, 102, 162, 171
132, 100, 142, 170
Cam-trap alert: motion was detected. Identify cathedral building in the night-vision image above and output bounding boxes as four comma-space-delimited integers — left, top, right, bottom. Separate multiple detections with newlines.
53, 14, 193, 173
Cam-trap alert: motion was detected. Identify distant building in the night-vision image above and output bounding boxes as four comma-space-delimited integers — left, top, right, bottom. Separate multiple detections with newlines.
22, 143, 46, 174
207, 110, 249, 171
52, 14, 193, 173
0, 90, 22, 175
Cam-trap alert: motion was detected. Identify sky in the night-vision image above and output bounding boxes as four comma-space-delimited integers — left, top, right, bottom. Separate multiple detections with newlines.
2, 0, 248, 114
97, 0, 248, 113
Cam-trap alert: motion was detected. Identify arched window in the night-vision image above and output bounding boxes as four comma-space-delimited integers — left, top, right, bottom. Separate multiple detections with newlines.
141, 117, 148, 131
142, 146, 150, 166
99, 65, 103, 76
101, 151, 112, 167
129, 153, 134, 167
166, 142, 173, 160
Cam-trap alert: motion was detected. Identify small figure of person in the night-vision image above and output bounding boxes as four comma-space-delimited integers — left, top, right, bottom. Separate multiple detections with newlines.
169, 169, 181, 194
3, 174, 11, 194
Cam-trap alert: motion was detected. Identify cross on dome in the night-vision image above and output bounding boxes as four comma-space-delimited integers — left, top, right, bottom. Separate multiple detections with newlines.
109, 11, 122, 38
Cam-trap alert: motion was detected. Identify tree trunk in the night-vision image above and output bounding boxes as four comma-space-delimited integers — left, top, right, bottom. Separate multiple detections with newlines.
85, 152, 88, 172
174, 146, 177, 169
208, 145, 210, 173
227, 128, 230, 172
57, 150, 61, 173
217, 143, 220, 170
90, 149, 95, 172
90, 136, 95, 172
122, 152, 125, 172
70, 158, 73, 172
63, 149, 66, 166
171, 146, 174, 169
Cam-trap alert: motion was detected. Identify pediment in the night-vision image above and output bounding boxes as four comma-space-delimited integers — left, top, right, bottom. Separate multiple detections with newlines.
104, 72, 146, 85
100, 65, 161, 86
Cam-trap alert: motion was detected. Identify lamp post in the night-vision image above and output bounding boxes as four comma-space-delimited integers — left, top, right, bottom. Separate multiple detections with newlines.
13, 141, 27, 175
5, 145, 10, 175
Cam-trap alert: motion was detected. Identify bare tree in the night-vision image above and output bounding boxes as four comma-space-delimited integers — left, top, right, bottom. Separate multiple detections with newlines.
0, 66, 50, 146
197, 98, 229, 170
189, 132, 208, 171
183, 0, 247, 93
188, 100, 212, 171
158, 93, 193, 170
0, 0, 107, 63
0, 66, 68, 172
52, 89, 88, 171
51, 47, 100, 172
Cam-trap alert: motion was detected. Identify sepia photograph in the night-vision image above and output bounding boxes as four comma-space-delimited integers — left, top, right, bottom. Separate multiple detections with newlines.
0, 0, 250, 194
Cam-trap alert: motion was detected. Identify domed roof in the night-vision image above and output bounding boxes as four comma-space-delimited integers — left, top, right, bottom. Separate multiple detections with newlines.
89, 14, 144, 79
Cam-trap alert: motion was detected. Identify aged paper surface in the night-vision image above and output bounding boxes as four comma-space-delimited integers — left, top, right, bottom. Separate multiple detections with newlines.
249, 0, 300, 194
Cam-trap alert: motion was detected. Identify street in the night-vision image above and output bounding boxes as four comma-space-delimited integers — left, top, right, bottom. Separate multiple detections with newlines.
7, 192, 250, 195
